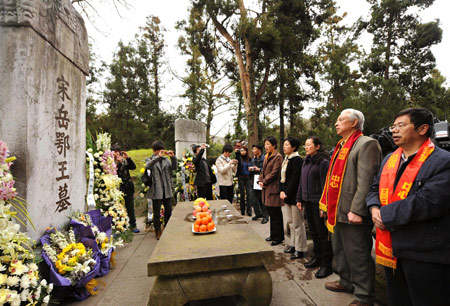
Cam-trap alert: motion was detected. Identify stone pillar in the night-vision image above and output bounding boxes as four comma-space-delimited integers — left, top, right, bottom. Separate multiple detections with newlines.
174, 119, 206, 158
0, 0, 89, 240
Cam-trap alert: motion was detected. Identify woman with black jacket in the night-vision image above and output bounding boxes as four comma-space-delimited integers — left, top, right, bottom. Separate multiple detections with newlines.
280, 136, 307, 260
193, 144, 215, 200
296, 136, 333, 278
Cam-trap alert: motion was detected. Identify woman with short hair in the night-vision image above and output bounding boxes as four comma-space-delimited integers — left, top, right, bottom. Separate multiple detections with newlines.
280, 136, 307, 259
258, 136, 284, 245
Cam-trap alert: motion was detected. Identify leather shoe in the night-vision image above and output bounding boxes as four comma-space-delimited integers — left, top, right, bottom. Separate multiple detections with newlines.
283, 246, 295, 254
261, 217, 269, 224
252, 215, 262, 220
290, 251, 304, 259
304, 257, 321, 268
270, 240, 282, 246
265, 237, 273, 242
325, 281, 353, 293
348, 300, 373, 306
155, 230, 162, 240
315, 266, 332, 279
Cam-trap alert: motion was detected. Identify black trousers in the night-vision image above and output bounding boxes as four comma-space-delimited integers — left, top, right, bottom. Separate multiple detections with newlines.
384, 257, 450, 306
152, 198, 172, 231
219, 185, 234, 204
304, 201, 333, 267
124, 192, 136, 228
238, 176, 252, 215
267, 206, 284, 242
251, 189, 268, 218
197, 184, 213, 200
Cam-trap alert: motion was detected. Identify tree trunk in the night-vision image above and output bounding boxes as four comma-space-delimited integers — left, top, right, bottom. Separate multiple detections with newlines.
279, 81, 285, 142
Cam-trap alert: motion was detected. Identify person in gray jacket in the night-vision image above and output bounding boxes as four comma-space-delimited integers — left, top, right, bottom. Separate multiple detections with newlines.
146, 141, 178, 240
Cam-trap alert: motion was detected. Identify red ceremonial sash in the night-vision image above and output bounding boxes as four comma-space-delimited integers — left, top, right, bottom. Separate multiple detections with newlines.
319, 131, 362, 233
376, 138, 434, 269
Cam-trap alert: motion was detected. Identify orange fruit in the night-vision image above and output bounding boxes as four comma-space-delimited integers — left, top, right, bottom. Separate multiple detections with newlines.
195, 219, 202, 226
207, 222, 215, 231
194, 224, 200, 232
201, 205, 208, 212
201, 217, 209, 225
200, 225, 207, 232
207, 215, 212, 222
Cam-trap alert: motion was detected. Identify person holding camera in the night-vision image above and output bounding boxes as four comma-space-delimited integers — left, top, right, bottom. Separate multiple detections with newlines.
112, 144, 139, 233
145, 141, 177, 240
193, 144, 215, 200
216, 144, 238, 204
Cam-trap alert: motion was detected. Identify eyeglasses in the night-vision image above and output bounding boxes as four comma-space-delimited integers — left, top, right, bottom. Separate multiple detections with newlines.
389, 122, 412, 132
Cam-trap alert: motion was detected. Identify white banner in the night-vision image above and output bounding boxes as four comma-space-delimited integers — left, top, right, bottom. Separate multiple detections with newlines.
86, 151, 96, 210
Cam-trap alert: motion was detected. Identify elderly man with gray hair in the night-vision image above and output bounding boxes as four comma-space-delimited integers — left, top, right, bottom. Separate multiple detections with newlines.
320, 109, 381, 306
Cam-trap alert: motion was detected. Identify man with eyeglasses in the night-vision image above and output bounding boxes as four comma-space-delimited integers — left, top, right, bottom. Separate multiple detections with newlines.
367, 107, 450, 306
321, 109, 381, 306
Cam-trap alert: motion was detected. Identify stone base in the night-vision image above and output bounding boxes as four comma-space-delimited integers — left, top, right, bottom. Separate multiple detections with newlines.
148, 266, 272, 306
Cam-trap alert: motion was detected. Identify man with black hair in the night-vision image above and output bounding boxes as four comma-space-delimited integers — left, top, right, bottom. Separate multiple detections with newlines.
367, 107, 450, 306
193, 144, 215, 200
145, 141, 177, 240
215, 144, 237, 204
112, 144, 139, 233
249, 144, 268, 224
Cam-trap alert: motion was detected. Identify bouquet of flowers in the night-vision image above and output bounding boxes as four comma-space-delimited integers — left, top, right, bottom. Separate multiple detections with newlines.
0, 141, 53, 305
41, 228, 99, 301
174, 152, 197, 202
86, 133, 130, 239
69, 210, 123, 276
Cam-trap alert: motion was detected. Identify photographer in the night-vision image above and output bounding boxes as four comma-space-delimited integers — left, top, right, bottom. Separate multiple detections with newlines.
112, 144, 139, 233
145, 141, 178, 240
192, 144, 215, 200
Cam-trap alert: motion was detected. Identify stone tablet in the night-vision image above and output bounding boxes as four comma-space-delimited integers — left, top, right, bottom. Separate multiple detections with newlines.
0, 0, 88, 240
174, 119, 206, 158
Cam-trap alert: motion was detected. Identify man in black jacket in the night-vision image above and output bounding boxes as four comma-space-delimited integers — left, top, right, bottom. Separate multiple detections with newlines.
112, 144, 139, 233
367, 107, 450, 306
193, 144, 215, 200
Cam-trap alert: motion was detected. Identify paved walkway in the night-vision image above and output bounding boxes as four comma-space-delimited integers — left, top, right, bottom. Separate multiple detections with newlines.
63, 210, 386, 306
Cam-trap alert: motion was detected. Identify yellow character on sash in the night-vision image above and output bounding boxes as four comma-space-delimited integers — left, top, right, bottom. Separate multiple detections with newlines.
387, 155, 399, 170
397, 182, 412, 200
380, 188, 389, 205
330, 175, 340, 188
338, 148, 349, 160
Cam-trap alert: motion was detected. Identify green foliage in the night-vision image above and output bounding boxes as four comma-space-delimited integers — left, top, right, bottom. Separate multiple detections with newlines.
126, 148, 153, 178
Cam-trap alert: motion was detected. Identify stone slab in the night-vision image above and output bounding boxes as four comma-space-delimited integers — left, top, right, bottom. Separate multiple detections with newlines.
147, 200, 275, 277
174, 119, 206, 158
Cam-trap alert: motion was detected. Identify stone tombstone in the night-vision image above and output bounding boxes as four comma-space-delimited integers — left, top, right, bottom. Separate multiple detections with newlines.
0, 0, 89, 240
174, 119, 206, 158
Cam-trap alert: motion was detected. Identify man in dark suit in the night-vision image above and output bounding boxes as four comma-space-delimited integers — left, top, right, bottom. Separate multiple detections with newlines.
249, 144, 268, 224
321, 109, 381, 306
367, 107, 450, 306
193, 144, 215, 200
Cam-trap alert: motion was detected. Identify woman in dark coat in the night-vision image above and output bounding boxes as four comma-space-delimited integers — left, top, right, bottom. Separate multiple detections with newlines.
236, 146, 253, 216
296, 136, 333, 278
258, 136, 284, 245
280, 136, 307, 259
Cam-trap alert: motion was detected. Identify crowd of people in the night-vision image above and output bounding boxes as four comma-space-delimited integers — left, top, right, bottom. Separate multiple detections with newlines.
116, 106, 450, 306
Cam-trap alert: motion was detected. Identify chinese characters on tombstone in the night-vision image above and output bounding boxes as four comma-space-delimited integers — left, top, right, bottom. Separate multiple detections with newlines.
54, 76, 72, 212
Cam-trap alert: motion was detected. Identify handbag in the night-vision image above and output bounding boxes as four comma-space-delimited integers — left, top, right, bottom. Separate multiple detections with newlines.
141, 169, 152, 186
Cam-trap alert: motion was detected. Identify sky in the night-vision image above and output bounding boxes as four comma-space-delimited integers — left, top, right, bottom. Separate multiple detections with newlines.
81, 0, 450, 137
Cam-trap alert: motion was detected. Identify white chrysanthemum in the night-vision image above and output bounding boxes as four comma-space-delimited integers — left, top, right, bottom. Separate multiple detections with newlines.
6, 276, 20, 287
20, 275, 30, 289
20, 288, 29, 302
40, 278, 47, 286
43, 294, 50, 304
47, 283, 53, 294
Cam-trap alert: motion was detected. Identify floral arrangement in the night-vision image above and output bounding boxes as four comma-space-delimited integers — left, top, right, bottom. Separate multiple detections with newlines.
86, 133, 130, 237
41, 229, 97, 286
174, 151, 197, 202
0, 141, 53, 306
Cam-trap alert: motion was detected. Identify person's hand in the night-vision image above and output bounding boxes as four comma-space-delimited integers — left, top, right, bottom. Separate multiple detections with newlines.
258, 181, 264, 188
370, 207, 385, 230
166, 150, 174, 158
253, 166, 260, 171
320, 210, 326, 218
296, 202, 303, 212
122, 151, 129, 159
201, 143, 207, 150
158, 150, 165, 158
231, 159, 238, 165
280, 191, 286, 200
347, 211, 363, 224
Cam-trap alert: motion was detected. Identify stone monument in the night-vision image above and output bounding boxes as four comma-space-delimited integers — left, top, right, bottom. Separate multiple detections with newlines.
0, 0, 89, 240
174, 119, 206, 158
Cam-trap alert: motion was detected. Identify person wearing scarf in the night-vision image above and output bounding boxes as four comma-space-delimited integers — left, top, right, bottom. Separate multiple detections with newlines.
279, 136, 307, 260
258, 136, 284, 245
367, 107, 450, 306
320, 109, 381, 306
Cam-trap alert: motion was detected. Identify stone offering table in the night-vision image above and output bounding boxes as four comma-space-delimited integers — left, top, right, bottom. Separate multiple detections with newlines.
147, 200, 275, 306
